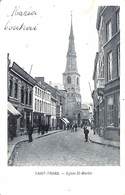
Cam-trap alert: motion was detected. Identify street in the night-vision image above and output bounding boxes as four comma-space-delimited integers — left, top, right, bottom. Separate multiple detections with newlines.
12, 128, 120, 166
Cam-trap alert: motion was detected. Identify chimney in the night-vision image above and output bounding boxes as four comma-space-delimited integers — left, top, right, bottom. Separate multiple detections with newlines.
35, 77, 44, 82
55, 85, 58, 89
49, 81, 52, 86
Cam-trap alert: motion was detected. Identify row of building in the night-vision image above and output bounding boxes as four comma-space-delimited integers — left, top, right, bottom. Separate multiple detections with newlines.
7, 54, 67, 140
92, 6, 120, 141
7, 13, 94, 141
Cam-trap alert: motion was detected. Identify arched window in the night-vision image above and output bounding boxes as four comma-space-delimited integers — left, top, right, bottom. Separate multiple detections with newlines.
25, 89, 28, 105
29, 91, 32, 105
67, 76, 71, 84
77, 77, 79, 85
9, 77, 13, 97
21, 86, 24, 103
14, 81, 18, 99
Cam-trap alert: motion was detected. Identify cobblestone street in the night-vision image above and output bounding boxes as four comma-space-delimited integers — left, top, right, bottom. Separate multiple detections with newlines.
12, 129, 120, 166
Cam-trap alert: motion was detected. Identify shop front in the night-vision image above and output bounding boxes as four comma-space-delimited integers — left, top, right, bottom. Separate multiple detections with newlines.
8, 101, 21, 140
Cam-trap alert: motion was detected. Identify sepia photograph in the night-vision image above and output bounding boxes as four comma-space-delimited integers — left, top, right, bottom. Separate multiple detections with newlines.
6, 4, 120, 166
1, 0, 125, 195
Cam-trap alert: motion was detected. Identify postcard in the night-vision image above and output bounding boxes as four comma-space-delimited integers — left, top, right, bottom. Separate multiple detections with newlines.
0, 0, 125, 194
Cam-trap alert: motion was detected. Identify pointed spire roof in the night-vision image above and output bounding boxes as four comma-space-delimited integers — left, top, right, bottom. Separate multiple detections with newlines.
69, 12, 74, 39
64, 13, 78, 73
67, 12, 76, 56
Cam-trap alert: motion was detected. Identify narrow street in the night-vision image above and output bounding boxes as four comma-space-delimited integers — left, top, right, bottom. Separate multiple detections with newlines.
12, 128, 120, 166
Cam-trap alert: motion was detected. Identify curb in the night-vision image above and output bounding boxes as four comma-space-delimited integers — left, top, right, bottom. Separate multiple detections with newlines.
36, 130, 63, 140
8, 130, 64, 165
89, 138, 120, 149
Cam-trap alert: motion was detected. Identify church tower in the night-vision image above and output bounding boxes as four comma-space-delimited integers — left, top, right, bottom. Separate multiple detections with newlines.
63, 14, 81, 123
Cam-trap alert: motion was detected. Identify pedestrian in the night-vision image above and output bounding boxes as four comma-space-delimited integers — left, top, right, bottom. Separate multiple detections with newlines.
45, 124, 49, 133
84, 126, 89, 142
38, 119, 41, 134
71, 124, 74, 132
27, 121, 33, 142
41, 123, 45, 135
74, 123, 77, 132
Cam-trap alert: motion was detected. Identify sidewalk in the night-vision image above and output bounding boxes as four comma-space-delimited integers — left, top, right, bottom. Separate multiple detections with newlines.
8, 129, 63, 163
89, 129, 120, 149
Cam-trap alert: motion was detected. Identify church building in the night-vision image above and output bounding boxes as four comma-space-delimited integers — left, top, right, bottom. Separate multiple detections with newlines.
63, 14, 81, 124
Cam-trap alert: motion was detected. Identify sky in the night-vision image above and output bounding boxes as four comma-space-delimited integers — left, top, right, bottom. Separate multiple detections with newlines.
0, 0, 99, 104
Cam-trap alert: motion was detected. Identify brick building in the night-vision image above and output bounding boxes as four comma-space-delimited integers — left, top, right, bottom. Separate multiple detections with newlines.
8, 56, 36, 139
92, 6, 120, 141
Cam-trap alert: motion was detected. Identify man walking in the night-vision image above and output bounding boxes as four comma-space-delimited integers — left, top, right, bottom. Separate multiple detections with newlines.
84, 126, 89, 142
27, 120, 33, 142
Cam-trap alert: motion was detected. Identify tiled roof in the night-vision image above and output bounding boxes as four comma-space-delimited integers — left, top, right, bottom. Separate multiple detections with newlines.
10, 62, 36, 86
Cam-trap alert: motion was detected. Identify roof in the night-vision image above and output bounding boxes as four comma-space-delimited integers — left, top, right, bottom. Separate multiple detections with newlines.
96, 6, 105, 30
10, 62, 36, 86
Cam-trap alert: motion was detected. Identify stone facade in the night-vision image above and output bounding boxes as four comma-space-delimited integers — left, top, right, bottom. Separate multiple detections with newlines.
33, 82, 51, 130
35, 77, 66, 130
93, 6, 120, 141
63, 15, 81, 123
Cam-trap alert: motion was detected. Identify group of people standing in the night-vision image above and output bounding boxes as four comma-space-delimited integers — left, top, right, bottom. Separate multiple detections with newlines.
26, 119, 91, 143
38, 123, 49, 135
27, 119, 50, 143
70, 123, 78, 132
68, 122, 90, 142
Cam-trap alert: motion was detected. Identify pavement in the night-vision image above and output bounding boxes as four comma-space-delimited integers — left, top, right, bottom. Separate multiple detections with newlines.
8, 127, 120, 164
89, 130, 120, 149
8, 129, 63, 164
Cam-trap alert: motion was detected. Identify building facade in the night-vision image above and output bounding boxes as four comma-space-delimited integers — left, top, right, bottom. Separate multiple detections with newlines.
8, 58, 36, 139
33, 83, 51, 130
93, 6, 120, 141
35, 77, 66, 130
63, 15, 81, 124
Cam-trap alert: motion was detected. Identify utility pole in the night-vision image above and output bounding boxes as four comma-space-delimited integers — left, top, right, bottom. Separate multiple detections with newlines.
29, 64, 33, 75
88, 81, 92, 96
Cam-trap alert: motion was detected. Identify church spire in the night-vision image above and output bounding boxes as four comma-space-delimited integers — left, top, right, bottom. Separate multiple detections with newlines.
69, 11, 74, 39
65, 13, 78, 73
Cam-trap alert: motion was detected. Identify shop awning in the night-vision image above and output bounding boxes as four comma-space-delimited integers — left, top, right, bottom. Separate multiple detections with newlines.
61, 118, 70, 124
61, 118, 67, 125
63, 118, 70, 124
8, 102, 21, 117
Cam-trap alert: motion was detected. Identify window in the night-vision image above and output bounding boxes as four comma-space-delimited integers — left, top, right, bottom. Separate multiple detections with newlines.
77, 77, 79, 85
38, 88, 40, 96
25, 89, 28, 105
116, 9, 120, 32
106, 20, 112, 42
117, 94, 120, 127
29, 91, 32, 105
40, 100, 42, 112
21, 86, 24, 103
35, 87, 37, 95
38, 100, 40, 112
107, 51, 112, 81
67, 76, 71, 84
14, 81, 18, 99
107, 96, 114, 127
9, 77, 13, 97
99, 59, 104, 78
117, 44, 120, 77
35, 99, 37, 111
